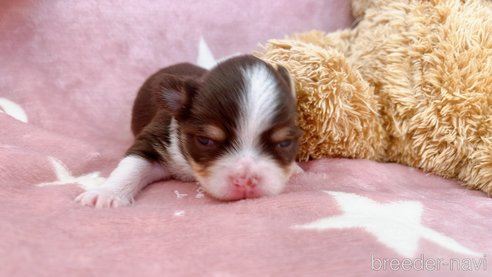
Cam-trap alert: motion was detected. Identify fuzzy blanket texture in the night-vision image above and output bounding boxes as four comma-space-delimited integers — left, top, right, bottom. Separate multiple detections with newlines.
0, 0, 491, 276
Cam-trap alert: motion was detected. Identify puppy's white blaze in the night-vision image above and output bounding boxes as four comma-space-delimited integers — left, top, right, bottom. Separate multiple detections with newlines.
237, 64, 278, 151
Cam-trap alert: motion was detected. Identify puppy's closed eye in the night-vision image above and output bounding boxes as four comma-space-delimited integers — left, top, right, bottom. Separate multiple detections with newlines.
195, 136, 217, 147
192, 124, 225, 149
276, 139, 293, 148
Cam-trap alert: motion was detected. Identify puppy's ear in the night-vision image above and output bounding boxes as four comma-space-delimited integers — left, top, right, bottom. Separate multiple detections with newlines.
154, 75, 199, 118
276, 64, 296, 99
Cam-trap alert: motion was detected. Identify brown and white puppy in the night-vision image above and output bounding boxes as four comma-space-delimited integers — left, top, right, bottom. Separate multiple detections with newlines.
76, 55, 302, 208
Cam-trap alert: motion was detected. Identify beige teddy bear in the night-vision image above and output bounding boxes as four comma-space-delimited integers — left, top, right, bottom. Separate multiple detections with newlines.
256, 0, 492, 195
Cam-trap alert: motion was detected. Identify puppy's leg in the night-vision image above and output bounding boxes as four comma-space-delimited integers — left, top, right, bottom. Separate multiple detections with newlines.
75, 155, 169, 208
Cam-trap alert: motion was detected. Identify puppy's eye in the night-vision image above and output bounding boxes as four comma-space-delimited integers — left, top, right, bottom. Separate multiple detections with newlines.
276, 140, 292, 148
196, 136, 215, 147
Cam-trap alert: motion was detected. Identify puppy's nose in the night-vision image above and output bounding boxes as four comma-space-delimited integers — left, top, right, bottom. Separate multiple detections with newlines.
229, 174, 261, 198
231, 175, 259, 188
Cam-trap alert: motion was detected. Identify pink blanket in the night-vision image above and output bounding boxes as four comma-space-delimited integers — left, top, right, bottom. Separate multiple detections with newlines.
1, 1, 490, 276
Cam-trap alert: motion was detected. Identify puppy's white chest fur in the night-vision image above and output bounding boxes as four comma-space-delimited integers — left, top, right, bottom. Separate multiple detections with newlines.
165, 118, 195, 182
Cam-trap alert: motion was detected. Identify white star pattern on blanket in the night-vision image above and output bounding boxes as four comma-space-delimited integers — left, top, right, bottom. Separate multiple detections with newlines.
293, 191, 482, 258
197, 37, 240, 69
0, 97, 28, 123
36, 157, 106, 190
197, 36, 217, 69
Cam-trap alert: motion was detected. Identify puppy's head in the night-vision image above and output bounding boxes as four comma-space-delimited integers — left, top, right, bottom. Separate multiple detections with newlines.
160, 55, 301, 200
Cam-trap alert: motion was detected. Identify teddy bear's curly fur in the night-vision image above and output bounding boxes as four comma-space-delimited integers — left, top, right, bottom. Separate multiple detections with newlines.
256, 0, 492, 195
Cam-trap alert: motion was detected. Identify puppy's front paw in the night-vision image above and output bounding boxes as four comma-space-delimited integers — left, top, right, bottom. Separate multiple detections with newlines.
75, 190, 133, 208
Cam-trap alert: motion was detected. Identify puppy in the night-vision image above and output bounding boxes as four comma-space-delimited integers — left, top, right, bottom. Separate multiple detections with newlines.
76, 55, 302, 207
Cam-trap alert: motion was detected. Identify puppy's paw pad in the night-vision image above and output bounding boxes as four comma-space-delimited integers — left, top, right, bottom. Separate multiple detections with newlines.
75, 190, 132, 208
